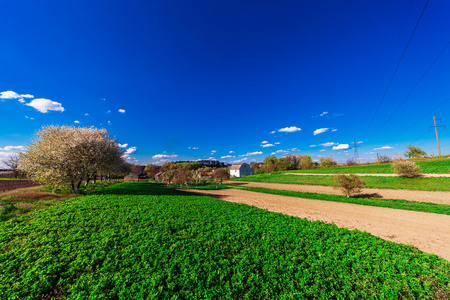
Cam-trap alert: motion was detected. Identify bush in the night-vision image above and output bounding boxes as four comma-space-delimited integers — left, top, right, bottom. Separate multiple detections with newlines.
377, 154, 391, 164
404, 145, 427, 158
334, 173, 365, 197
346, 158, 357, 166
319, 156, 337, 168
393, 159, 422, 178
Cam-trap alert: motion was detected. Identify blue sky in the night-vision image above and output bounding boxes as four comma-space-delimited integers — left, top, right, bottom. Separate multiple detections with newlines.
1, 0, 449, 166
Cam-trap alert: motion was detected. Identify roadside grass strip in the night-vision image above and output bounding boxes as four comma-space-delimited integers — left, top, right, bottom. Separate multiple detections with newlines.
232, 173, 450, 191
234, 186, 450, 216
1, 182, 449, 299
287, 157, 450, 174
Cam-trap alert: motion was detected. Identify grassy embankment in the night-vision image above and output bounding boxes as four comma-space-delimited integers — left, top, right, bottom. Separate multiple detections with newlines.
0, 181, 118, 222
288, 157, 450, 174
232, 173, 450, 191
0, 182, 449, 299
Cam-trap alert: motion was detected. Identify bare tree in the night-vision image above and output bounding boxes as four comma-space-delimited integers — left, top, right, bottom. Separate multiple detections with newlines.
2, 154, 23, 178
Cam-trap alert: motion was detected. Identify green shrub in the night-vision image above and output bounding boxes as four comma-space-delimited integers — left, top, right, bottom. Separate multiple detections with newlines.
393, 159, 422, 178
333, 173, 365, 197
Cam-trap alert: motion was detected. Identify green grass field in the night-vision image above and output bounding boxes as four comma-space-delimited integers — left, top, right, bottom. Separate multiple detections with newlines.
0, 182, 449, 299
288, 158, 450, 174
232, 173, 450, 191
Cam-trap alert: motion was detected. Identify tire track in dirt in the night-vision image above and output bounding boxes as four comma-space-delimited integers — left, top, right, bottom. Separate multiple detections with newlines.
225, 181, 450, 205
187, 188, 450, 261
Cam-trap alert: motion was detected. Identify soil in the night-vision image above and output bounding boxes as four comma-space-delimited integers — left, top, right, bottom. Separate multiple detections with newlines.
188, 185, 450, 261
0, 180, 42, 193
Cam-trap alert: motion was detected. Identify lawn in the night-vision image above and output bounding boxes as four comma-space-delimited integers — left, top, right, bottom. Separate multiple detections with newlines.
0, 182, 449, 299
232, 173, 450, 191
288, 157, 450, 174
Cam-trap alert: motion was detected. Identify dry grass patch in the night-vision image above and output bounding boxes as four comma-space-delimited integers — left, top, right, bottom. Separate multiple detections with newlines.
0, 186, 76, 222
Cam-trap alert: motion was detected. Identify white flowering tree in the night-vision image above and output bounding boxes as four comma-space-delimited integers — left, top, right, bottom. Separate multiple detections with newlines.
19, 125, 126, 192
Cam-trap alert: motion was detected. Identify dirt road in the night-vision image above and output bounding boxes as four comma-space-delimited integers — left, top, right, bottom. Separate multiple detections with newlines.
285, 173, 450, 177
188, 188, 450, 261
225, 181, 450, 205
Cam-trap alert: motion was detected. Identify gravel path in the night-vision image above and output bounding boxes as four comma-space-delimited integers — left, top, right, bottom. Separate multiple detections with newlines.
188, 188, 450, 261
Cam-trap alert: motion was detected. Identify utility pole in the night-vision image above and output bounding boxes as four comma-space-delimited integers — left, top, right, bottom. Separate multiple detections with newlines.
429, 116, 445, 156
353, 139, 360, 164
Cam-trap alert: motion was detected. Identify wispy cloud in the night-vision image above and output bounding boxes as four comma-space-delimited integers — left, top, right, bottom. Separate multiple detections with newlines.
269, 131, 276, 134
118, 143, 128, 148
125, 147, 137, 154
309, 145, 316, 147
261, 143, 274, 148
373, 146, 393, 150
332, 129, 337, 132
239, 151, 263, 157
118, 109, 125, 113
26, 98, 64, 113
231, 158, 248, 163
188, 147, 198, 150
271, 149, 288, 155
221, 155, 235, 159
152, 154, 178, 159
0, 146, 25, 151
278, 126, 301, 133
74, 120, 80, 124
229, 150, 235, 153
313, 128, 329, 135
320, 142, 338, 147
261, 141, 268, 144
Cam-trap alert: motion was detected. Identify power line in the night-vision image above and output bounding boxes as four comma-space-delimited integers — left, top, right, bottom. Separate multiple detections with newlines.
362, 0, 429, 140
393, 96, 450, 140
368, 42, 449, 143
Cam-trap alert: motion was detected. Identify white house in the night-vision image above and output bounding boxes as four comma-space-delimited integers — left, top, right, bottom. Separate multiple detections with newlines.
229, 163, 254, 178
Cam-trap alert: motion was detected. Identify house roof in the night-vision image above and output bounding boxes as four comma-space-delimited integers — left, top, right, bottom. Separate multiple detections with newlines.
230, 163, 245, 170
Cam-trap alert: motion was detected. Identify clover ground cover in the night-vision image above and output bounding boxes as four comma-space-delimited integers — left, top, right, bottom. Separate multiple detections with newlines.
0, 182, 449, 299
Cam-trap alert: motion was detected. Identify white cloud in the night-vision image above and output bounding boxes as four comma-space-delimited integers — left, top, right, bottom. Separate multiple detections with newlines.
356, 141, 363, 144
320, 111, 328, 117
125, 147, 137, 154
74, 120, 80, 124
0, 146, 25, 151
309, 145, 316, 147
211, 150, 217, 153
207, 157, 217, 161
229, 151, 235, 153
188, 147, 198, 150
221, 155, 235, 159
332, 144, 350, 150
106, 110, 111, 114
313, 128, 329, 135
288, 148, 299, 151
275, 142, 280, 145
118, 109, 125, 113
261, 144, 274, 148
18, 98, 25, 103
85, 113, 89, 116
25, 116, 34, 120
107, 121, 111, 125
271, 149, 287, 155
239, 151, 263, 157
373, 146, 393, 150
269, 131, 276, 134
118, 143, 128, 148
332, 129, 337, 132
0, 91, 20, 99
231, 158, 248, 163
320, 142, 338, 147
278, 126, 301, 133
261, 141, 268, 144
21, 94, 34, 98
152, 154, 178, 159
320, 150, 326, 152
25, 98, 64, 113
